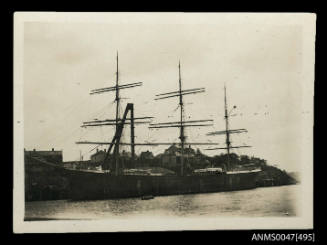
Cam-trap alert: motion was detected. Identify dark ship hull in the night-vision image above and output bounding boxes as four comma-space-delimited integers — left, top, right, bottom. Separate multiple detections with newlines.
68, 169, 260, 200
26, 156, 261, 200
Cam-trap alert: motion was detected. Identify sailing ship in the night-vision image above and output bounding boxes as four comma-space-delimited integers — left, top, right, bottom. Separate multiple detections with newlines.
28, 54, 261, 200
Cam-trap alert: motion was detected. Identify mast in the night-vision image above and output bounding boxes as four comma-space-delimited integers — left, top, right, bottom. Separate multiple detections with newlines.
178, 61, 185, 176
205, 85, 252, 170
152, 61, 219, 176
224, 85, 231, 170
78, 53, 152, 175
115, 52, 120, 175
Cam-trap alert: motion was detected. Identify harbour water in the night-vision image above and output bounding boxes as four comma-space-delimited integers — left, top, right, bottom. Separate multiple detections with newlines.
25, 185, 299, 220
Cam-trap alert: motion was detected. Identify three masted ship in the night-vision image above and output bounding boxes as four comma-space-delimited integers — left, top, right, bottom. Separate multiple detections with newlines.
64, 53, 261, 200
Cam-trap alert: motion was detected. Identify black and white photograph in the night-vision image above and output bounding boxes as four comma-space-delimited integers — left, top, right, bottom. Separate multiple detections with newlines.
13, 12, 315, 232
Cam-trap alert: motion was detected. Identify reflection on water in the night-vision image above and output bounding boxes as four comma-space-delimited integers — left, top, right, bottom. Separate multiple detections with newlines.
25, 185, 299, 220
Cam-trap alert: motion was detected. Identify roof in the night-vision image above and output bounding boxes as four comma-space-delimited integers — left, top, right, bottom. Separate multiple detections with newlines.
25, 150, 62, 155
164, 144, 196, 155
91, 150, 106, 157
194, 168, 223, 173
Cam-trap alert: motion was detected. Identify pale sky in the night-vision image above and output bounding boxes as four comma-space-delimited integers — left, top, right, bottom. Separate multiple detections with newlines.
21, 13, 315, 172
